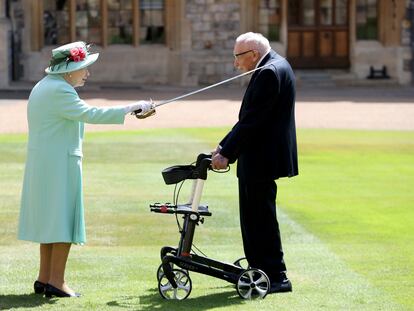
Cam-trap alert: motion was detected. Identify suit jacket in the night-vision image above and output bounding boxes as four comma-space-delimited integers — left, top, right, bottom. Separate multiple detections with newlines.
18, 74, 126, 244
219, 50, 298, 181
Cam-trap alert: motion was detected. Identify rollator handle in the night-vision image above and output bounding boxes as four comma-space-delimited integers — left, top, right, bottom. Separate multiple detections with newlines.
193, 156, 211, 180
161, 153, 212, 184
195, 153, 212, 166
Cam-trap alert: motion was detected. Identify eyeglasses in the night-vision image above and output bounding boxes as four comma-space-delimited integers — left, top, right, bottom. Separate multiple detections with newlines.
233, 50, 254, 59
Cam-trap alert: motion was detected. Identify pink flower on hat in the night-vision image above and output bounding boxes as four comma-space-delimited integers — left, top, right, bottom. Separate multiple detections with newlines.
69, 47, 86, 62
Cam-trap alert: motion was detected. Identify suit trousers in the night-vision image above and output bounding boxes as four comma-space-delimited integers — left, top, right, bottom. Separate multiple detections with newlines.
238, 178, 287, 282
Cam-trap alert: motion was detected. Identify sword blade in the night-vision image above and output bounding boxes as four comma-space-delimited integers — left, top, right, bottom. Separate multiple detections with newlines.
154, 60, 281, 108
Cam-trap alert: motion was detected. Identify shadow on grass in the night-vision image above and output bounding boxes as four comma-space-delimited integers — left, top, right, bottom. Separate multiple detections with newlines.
107, 287, 245, 310
0, 293, 56, 309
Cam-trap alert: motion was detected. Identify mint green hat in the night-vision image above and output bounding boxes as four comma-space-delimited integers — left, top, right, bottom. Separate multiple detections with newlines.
45, 41, 99, 74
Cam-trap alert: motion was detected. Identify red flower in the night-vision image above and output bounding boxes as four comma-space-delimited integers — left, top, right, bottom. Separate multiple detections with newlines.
69, 47, 86, 62
70, 48, 79, 57
78, 49, 86, 59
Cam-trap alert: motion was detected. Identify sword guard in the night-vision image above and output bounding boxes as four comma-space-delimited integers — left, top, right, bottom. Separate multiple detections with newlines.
133, 109, 156, 119
132, 98, 156, 119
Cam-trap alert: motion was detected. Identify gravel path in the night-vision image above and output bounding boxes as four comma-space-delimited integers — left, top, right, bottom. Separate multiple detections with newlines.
0, 85, 413, 133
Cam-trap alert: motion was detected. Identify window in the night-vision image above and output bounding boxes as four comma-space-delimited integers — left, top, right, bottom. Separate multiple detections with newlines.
303, 0, 315, 26
108, 0, 133, 44
356, 0, 378, 40
335, 0, 347, 25
76, 0, 101, 44
288, 0, 300, 25
41, 0, 166, 47
258, 0, 281, 42
140, 0, 165, 44
320, 0, 332, 26
43, 0, 69, 45
288, 0, 316, 26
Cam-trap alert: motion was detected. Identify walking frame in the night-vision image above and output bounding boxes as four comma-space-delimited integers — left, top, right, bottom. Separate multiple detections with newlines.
150, 153, 271, 300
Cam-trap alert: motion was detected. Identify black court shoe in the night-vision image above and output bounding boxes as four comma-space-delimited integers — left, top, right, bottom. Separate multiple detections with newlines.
34, 280, 47, 294
44, 283, 81, 298
268, 273, 293, 294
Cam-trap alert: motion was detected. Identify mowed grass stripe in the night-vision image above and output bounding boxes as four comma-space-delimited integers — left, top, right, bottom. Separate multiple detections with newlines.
277, 209, 404, 311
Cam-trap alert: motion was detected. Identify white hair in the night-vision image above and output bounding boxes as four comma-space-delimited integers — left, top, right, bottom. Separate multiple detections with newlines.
235, 32, 271, 56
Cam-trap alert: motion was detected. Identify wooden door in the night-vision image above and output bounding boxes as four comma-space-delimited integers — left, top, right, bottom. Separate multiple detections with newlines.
287, 0, 349, 68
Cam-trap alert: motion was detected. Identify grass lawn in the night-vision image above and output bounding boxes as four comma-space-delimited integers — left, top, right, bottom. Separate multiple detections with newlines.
0, 128, 413, 310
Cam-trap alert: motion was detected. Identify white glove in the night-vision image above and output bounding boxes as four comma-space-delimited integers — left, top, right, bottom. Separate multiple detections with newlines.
124, 100, 154, 114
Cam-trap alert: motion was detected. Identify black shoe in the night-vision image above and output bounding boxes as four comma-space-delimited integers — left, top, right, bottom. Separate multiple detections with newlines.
44, 284, 81, 298
268, 274, 292, 294
34, 280, 47, 294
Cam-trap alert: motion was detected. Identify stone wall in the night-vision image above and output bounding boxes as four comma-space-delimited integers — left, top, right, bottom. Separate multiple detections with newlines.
353, 43, 411, 84
398, 0, 413, 84
408, 0, 414, 83
351, 0, 412, 85
24, 45, 170, 85
184, 0, 241, 85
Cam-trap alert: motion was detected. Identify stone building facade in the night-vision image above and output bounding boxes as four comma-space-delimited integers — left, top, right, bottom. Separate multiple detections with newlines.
0, 0, 412, 89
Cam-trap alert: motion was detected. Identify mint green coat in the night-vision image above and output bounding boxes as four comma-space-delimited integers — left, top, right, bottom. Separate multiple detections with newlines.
18, 74, 126, 244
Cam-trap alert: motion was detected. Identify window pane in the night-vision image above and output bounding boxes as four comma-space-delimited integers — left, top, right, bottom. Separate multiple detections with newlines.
356, 0, 377, 40
356, 1, 367, 24
288, 0, 300, 25
140, 0, 164, 10
121, 0, 132, 10
303, 0, 315, 26
76, 0, 101, 44
43, 0, 69, 45
335, 0, 347, 25
320, 0, 332, 25
140, 0, 165, 44
259, 0, 281, 42
108, 0, 133, 44
367, 0, 377, 18
107, 0, 120, 10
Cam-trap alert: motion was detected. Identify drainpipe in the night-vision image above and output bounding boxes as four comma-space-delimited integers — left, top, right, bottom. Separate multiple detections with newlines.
410, 0, 414, 84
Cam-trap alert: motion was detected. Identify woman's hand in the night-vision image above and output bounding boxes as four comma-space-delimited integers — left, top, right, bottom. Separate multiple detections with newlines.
124, 100, 156, 117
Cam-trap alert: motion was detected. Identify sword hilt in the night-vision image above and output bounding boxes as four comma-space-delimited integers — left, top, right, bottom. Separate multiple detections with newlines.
133, 109, 156, 119
131, 98, 156, 119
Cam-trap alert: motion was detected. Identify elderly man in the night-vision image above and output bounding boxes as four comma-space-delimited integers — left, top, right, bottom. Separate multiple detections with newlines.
211, 32, 298, 294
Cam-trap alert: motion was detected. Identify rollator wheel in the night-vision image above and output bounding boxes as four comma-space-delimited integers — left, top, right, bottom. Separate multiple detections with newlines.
233, 257, 250, 269
157, 263, 189, 284
158, 269, 192, 300
236, 268, 270, 299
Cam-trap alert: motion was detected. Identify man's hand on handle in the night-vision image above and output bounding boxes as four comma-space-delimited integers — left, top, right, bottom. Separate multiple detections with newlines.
211, 153, 229, 170
211, 145, 222, 157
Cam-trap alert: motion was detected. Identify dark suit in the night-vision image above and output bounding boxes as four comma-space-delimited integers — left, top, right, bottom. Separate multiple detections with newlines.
219, 50, 298, 282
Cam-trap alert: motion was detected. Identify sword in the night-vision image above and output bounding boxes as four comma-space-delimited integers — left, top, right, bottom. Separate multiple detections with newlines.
132, 59, 281, 118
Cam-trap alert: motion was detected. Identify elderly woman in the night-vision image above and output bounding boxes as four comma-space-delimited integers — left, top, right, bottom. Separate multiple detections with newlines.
18, 41, 154, 298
